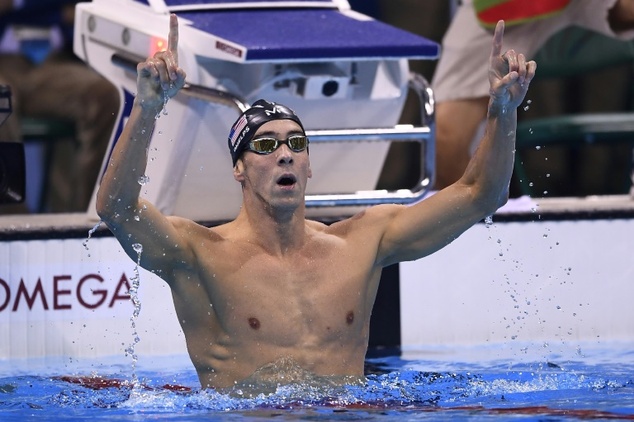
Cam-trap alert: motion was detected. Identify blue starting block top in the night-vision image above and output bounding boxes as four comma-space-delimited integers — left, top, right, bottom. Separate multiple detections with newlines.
131, 0, 439, 62
178, 9, 439, 62
135, 0, 344, 11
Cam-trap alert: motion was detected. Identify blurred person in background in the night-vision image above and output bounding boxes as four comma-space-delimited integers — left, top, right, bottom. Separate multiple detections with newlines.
357, 0, 634, 196
432, 0, 634, 193
0, 0, 119, 213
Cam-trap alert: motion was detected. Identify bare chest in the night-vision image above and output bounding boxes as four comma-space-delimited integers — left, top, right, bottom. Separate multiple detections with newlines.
204, 246, 379, 346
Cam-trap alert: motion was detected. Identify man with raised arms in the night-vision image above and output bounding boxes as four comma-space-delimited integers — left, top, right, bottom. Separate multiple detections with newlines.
97, 15, 536, 389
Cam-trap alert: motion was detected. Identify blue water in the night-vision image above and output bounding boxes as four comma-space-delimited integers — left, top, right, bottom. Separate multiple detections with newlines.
1, 343, 633, 421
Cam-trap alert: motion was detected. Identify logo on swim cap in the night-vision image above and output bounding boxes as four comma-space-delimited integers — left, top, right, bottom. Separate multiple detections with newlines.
227, 99, 305, 166
229, 114, 249, 153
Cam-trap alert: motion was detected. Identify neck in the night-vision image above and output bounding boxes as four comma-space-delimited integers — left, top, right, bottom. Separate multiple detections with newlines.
237, 201, 307, 255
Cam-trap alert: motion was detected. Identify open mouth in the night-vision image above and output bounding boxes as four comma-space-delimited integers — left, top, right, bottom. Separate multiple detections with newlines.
277, 174, 297, 187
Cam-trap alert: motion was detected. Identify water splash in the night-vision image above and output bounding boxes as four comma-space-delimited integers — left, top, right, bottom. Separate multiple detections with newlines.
523, 100, 532, 112
11, 349, 634, 418
153, 87, 171, 120
125, 242, 144, 388
153, 89, 171, 120
82, 221, 103, 257
163, 87, 171, 116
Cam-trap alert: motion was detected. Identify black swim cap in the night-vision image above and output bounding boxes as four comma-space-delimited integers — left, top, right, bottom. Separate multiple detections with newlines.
227, 99, 305, 166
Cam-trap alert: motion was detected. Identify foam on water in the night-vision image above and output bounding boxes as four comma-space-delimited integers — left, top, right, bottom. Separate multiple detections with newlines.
1, 344, 633, 420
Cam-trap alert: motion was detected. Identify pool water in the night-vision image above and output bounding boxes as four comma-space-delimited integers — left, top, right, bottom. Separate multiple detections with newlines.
1, 343, 633, 421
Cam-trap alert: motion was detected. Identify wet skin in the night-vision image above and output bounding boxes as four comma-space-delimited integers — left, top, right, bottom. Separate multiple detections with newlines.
96, 16, 535, 389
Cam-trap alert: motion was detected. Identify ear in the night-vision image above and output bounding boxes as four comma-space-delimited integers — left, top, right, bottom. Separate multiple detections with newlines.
233, 158, 246, 182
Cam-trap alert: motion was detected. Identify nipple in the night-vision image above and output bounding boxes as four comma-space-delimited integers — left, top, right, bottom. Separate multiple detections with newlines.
248, 317, 261, 330
346, 311, 354, 325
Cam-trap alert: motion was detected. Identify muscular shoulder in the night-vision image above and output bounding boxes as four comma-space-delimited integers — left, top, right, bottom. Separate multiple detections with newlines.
166, 215, 220, 238
164, 216, 228, 256
325, 204, 405, 237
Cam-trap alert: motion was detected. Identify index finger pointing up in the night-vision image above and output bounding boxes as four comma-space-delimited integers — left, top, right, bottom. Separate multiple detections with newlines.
490, 20, 505, 59
168, 13, 179, 63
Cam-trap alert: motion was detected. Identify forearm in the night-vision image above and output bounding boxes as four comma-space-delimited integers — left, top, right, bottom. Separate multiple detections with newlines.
96, 99, 161, 220
96, 13, 183, 220
459, 99, 517, 210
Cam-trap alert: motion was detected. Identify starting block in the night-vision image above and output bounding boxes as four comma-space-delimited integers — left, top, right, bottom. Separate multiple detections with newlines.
74, 0, 440, 220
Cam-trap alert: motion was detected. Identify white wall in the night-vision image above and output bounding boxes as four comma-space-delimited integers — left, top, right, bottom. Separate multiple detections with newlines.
400, 218, 634, 351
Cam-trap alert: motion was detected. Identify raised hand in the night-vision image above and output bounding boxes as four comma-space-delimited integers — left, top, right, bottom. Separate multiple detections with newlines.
488, 20, 537, 112
136, 14, 187, 111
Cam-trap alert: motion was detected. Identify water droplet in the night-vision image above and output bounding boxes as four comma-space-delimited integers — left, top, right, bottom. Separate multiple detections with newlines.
134, 215, 140, 221
163, 87, 171, 116
535, 145, 541, 150
138, 175, 150, 185
484, 215, 493, 227
82, 221, 102, 251
132, 243, 143, 254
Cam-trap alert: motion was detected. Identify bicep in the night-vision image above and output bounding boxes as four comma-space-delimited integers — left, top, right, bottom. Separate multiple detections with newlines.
104, 199, 195, 276
377, 185, 487, 266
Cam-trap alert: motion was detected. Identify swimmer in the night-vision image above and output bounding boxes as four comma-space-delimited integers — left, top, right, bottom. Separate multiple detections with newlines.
96, 15, 536, 390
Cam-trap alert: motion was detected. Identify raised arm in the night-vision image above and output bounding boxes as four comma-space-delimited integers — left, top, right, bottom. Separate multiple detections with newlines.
96, 15, 190, 276
377, 20, 537, 266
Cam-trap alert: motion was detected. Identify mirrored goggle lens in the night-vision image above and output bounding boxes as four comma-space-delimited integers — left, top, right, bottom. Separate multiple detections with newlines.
250, 135, 309, 154
287, 135, 308, 151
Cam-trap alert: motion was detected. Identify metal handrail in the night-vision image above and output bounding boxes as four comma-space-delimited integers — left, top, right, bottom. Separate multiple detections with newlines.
112, 53, 435, 207
304, 124, 432, 207
304, 72, 436, 207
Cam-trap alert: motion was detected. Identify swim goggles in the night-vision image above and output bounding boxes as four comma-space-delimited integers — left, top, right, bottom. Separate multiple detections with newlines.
247, 135, 309, 155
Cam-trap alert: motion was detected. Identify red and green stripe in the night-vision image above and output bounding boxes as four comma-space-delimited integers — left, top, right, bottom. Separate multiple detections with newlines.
474, 0, 571, 28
